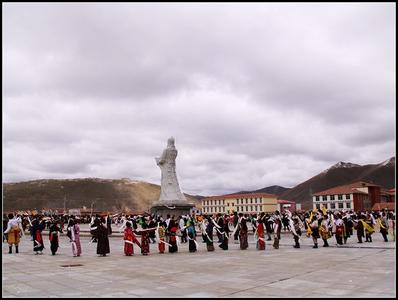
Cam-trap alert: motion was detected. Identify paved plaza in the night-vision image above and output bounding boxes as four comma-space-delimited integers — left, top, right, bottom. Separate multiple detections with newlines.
2, 227, 396, 298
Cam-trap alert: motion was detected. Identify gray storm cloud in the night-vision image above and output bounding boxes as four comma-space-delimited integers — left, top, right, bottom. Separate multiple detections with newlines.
3, 3, 395, 196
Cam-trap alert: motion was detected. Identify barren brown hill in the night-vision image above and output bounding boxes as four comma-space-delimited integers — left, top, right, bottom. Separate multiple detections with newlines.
3, 178, 201, 213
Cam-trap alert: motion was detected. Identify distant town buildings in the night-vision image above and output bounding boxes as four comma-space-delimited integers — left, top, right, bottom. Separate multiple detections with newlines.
201, 193, 278, 214
312, 181, 395, 211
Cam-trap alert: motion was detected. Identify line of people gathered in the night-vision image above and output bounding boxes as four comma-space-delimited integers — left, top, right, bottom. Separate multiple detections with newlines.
3, 208, 395, 257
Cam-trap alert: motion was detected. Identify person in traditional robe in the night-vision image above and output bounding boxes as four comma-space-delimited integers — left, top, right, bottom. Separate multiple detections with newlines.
31, 218, 45, 254
216, 213, 224, 243
265, 214, 273, 241
91, 217, 110, 256
187, 218, 197, 252
49, 219, 62, 255
233, 211, 240, 243
136, 216, 155, 255
378, 211, 389, 242
124, 221, 140, 256
107, 215, 112, 236
157, 220, 167, 254
291, 213, 302, 248
4, 213, 23, 254
320, 214, 330, 247
256, 213, 266, 251
67, 217, 82, 257
167, 219, 179, 253
239, 215, 249, 250
272, 211, 282, 249
355, 214, 365, 243
205, 217, 215, 251
219, 215, 230, 250
365, 213, 375, 242
309, 214, 320, 248
342, 213, 351, 244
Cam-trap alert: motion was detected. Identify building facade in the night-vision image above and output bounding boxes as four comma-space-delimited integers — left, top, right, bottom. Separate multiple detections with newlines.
312, 181, 382, 212
202, 193, 278, 215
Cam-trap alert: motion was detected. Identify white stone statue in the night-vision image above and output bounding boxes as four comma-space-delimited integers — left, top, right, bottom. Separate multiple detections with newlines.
155, 137, 187, 204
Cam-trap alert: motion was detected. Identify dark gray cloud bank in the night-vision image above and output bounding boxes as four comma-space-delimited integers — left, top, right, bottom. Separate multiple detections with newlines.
3, 3, 395, 196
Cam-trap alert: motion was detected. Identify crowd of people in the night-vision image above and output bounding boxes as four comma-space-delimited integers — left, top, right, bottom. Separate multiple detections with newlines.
3, 208, 395, 257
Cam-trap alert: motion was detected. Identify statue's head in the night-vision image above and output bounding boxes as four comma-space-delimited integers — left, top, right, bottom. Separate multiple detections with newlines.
167, 136, 175, 147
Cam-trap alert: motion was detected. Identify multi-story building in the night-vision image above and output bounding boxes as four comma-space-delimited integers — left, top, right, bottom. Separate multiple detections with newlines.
312, 181, 382, 211
201, 192, 278, 215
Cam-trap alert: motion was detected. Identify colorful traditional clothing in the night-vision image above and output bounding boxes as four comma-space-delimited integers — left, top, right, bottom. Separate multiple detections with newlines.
239, 218, 249, 250
157, 223, 166, 254
219, 217, 230, 250
187, 221, 197, 253
168, 220, 179, 253
31, 220, 45, 254
91, 220, 110, 256
256, 221, 266, 250
70, 223, 82, 257
205, 219, 215, 251
4, 216, 23, 254
272, 214, 282, 249
320, 217, 330, 247
49, 222, 62, 255
124, 226, 140, 256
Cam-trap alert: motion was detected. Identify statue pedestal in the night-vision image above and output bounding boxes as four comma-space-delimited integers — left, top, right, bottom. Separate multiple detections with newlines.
150, 201, 195, 218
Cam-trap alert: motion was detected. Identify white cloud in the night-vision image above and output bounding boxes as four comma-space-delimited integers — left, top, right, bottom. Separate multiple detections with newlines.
3, 3, 395, 196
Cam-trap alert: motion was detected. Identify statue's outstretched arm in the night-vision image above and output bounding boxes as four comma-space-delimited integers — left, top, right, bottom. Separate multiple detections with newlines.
156, 150, 167, 165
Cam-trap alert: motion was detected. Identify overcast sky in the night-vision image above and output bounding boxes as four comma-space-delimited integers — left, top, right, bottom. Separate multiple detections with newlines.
3, 3, 396, 196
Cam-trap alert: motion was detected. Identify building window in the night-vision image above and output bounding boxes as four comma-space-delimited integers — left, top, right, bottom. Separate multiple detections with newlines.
246, 199, 248, 204
338, 202, 344, 209
246, 206, 248, 211
231, 203, 234, 206
330, 195, 335, 200
322, 196, 327, 201
316, 204, 320, 209
346, 202, 351, 209
331, 203, 335, 209
315, 196, 319, 202
338, 195, 343, 200
345, 194, 350, 200
250, 198, 253, 204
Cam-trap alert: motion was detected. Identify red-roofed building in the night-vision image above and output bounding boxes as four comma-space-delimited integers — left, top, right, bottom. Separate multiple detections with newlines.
202, 192, 278, 214
312, 181, 383, 211
277, 199, 296, 212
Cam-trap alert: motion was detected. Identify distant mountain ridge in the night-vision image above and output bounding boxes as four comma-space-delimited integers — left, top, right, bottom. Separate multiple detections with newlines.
3, 178, 201, 213
232, 185, 291, 196
279, 156, 395, 210
3, 157, 395, 212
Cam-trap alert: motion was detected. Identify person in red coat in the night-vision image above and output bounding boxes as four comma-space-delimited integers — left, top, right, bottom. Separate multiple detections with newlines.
123, 221, 140, 256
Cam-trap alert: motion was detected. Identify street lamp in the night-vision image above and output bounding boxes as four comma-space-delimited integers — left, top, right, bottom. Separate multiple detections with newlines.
90, 200, 96, 217
61, 185, 67, 214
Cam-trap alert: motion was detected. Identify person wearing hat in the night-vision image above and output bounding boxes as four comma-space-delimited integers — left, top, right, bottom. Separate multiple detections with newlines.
4, 213, 23, 254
